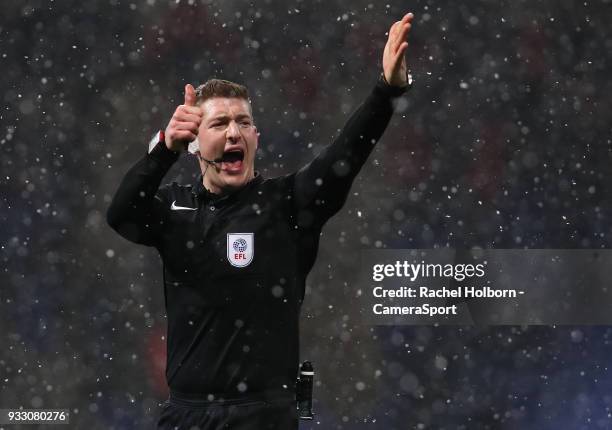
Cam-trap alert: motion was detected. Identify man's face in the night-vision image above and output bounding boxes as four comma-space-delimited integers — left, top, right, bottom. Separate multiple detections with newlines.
196, 97, 258, 194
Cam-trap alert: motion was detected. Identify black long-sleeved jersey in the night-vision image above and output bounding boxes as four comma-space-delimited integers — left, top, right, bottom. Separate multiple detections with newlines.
107, 77, 407, 398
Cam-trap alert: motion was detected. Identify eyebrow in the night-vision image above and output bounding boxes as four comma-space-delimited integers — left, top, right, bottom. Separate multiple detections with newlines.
208, 113, 252, 123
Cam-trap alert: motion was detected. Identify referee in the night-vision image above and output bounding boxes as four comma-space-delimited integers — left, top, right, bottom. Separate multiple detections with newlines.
107, 12, 414, 430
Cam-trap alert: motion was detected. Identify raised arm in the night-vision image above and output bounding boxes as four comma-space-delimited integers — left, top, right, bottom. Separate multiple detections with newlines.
106, 142, 178, 246
293, 13, 414, 226
106, 85, 202, 246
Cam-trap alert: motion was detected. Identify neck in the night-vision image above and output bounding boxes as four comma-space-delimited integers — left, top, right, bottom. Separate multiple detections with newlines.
202, 173, 255, 196
202, 176, 223, 195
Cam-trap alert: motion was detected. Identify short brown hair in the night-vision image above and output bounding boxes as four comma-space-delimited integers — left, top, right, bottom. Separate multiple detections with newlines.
194, 79, 250, 104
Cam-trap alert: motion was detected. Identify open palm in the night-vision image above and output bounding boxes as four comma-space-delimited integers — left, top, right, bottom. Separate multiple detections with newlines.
383, 13, 414, 87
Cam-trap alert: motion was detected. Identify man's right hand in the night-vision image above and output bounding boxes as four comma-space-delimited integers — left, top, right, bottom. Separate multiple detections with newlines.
164, 84, 203, 152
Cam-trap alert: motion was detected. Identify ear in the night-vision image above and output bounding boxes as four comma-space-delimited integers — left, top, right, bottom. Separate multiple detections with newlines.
254, 126, 259, 150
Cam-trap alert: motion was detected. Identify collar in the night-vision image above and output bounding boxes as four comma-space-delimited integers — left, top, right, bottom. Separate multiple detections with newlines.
192, 171, 263, 201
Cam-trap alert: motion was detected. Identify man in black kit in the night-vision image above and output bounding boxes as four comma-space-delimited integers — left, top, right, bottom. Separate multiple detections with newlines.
107, 12, 414, 430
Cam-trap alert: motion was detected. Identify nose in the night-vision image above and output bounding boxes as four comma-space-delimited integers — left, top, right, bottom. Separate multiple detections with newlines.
226, 121, 241, 142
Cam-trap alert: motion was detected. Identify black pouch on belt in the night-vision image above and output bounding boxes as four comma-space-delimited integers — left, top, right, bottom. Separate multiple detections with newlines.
296, 361, 314, 420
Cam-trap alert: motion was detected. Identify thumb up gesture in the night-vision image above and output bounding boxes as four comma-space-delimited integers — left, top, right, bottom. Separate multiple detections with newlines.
164, 84, 203, 152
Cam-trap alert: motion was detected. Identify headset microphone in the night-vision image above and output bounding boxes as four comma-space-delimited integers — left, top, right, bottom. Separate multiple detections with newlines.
200, 156, 224, 165
186, 139, 223, 165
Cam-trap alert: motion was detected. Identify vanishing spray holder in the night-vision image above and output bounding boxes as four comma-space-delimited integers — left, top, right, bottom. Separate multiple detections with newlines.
296, 361, 314, 420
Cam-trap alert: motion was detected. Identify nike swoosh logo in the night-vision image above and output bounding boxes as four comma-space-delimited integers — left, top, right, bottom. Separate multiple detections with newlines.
170, 201, 197, 211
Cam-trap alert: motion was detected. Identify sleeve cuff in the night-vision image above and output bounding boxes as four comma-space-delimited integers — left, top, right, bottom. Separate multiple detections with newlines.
375, 72, 413, 98
147, 139, 180, 167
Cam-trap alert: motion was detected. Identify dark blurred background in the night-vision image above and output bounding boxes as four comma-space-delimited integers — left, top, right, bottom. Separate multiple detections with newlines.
2, 0, 612, 428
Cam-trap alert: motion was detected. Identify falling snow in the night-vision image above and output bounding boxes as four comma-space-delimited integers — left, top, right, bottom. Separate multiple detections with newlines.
1, 0, 611, 429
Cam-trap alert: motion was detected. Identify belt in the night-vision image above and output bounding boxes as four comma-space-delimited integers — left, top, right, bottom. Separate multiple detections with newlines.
168, 389, 295, 409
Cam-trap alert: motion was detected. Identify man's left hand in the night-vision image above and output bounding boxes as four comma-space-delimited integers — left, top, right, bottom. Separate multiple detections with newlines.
382, 12, 414, 87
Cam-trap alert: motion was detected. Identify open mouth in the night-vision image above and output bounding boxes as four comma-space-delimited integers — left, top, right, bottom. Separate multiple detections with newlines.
220, 148, 245, 173
221, 148, 245, 163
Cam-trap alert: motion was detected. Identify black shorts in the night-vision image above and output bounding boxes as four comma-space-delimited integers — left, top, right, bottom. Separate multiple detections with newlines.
157, 390, 298, 430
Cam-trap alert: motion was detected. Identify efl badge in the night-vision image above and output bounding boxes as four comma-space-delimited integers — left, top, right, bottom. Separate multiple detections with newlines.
227, 233, 254, 267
